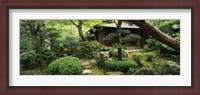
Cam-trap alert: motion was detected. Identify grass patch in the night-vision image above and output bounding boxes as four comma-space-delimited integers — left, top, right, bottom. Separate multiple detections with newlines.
91, 65, 104, 75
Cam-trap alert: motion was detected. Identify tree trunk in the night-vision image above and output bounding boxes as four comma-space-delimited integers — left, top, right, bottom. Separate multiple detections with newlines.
78, 26, 86, 41
27, 20, 46, 69
70, 20, 86, 41
124, 20, 180, 51
116, 21, 123, 60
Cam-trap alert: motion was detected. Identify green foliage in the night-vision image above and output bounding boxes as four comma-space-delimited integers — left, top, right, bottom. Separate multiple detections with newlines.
104, 60, 138, 73
20, 21, 33, 52
159, 20, 180, 38
47, 29, 62, 53
152, 61, 180, 75
20, 50, 39, 70
75, 41, 101, 58
103, 33, 118, 41
144, 52, 156, 61
47, 56, 81, 75
63, 33, 80, 55
145, 20, 180, 53
41, 48, 57, 62
104, 25, 141, 61
122, 33, 141, 43
127, 60, 180, 75
108, 49, 128, 60
144, 37, 177, 54
96, 52, 109, 68
131, 52, 143, 63
143, 38, 162, 51
127, 67, 154, 75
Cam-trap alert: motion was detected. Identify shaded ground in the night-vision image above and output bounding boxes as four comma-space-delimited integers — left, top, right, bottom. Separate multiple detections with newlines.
20, 51, 180, 75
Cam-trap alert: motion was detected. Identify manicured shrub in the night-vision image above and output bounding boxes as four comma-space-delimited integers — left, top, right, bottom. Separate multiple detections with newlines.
104, 60, 138, 73
144, 52, 156, 62
75, 41, 101, 59
127, 67, 154, 75
101, 44, 109, 51
152, 60, 180, 75
131, 52, 143, 63
20, 50, 39, 70
41, 48, 57, 63
63, 35, 79, 55
47, 56, 81, 75
108, 48, 128, 60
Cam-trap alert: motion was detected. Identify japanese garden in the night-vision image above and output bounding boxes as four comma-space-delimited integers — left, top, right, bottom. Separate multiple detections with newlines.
20, 20, 180, 75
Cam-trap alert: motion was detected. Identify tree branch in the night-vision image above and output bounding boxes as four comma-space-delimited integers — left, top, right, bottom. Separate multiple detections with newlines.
123, 20, 180, 51
70, 20, 78, 28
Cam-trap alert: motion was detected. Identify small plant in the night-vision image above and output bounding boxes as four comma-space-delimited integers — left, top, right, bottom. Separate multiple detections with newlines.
131, 52, 143, 65
144, 52, 156, 62
104, 60, 138, 73
47, 56, 81, 75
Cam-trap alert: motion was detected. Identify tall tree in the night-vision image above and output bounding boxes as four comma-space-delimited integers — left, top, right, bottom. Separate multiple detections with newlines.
104, 20, 141, 60
70, 20, 86, 41
25, 20, 47, 68
116, 20, 123, 60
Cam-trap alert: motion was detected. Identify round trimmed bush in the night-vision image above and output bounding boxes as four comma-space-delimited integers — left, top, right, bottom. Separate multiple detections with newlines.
47, 56, 81, 75
75, 41, 101, 58
131, 52, 143, 63
108, 49, 128, 59
104, 60, 138, 73
144, 52, 156, 62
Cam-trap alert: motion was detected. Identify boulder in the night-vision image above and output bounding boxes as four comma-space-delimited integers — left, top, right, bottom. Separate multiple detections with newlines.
167, 60, 180, 68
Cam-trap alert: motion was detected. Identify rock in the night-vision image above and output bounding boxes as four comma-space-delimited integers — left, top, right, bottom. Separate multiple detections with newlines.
82, 69, 92, 75
81, 61, 90, 67
90, 60, 96, 64
167, 60, 180, 75
167, 60, 180, 68
20, 70, 34, 75
83, 65, 92, 69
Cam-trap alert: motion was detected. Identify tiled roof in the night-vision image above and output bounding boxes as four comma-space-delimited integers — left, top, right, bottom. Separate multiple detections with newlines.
98, 22, 140, 29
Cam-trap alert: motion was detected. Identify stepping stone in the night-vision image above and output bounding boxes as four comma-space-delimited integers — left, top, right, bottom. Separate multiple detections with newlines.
167, 60, 180, 68
90, 60, 96, 64
82, 69, 92, 75
83, 65, 92, 69
81, 61, 90, 67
